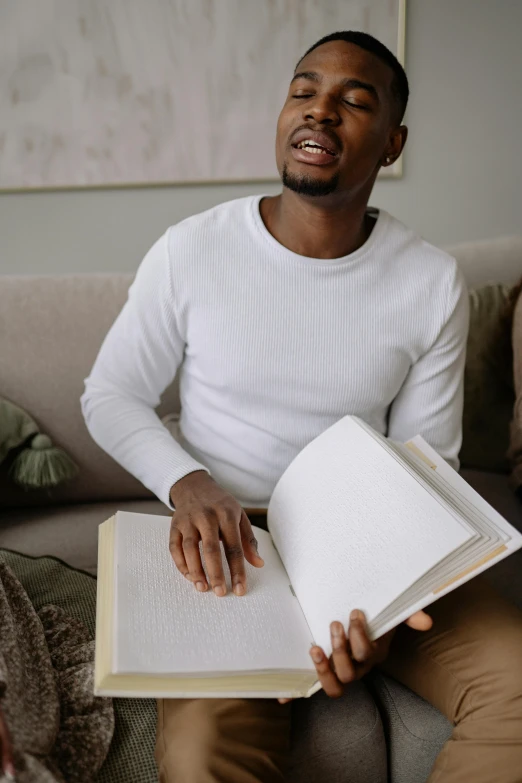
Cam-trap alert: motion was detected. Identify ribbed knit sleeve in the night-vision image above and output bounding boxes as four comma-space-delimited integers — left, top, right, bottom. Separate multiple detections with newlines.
387, 263, 470, 469
81, 230, 209, 508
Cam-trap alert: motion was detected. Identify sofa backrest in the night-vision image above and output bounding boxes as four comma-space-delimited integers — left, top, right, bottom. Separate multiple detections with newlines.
0, 274, 180, 507
1, 235, 521, 508
445, 235, 522, 288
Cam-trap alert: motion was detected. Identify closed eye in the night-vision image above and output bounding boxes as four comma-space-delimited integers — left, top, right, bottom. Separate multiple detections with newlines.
344, 100, 370, 111
293, 94, 370, 110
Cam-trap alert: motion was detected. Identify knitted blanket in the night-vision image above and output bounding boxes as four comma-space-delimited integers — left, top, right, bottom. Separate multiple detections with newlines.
0, 561, 113, 782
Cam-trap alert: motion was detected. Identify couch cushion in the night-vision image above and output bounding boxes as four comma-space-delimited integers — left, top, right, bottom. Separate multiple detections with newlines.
0, 275, 180, 507
459, 285, 514, 474
0, 499, 169, 573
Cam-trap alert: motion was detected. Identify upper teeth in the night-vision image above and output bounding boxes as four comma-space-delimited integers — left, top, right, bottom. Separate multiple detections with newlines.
296, 140, 331, 153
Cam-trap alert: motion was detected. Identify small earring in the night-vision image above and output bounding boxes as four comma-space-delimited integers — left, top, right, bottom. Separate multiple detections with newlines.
385, 156, 392, 164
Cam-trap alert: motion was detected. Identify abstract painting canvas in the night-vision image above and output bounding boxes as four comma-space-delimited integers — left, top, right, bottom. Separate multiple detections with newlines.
0, 0, 406, 190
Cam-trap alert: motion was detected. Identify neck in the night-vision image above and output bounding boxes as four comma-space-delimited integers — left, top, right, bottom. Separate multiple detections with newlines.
260, 188, 374, 260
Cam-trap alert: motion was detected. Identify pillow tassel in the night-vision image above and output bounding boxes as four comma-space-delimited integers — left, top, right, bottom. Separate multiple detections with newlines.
10, 434, 79, 489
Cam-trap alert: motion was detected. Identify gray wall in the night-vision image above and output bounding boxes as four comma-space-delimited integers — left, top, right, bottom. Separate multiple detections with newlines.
1, 0, 521, 275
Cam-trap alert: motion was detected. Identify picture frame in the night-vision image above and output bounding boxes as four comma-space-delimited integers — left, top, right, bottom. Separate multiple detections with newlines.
0, 0, 407, 192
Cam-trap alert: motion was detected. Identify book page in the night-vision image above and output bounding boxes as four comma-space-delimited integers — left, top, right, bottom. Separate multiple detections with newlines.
267, 417, 473, 653
407, 436, 522, 546
320, 433, 522, 640
113, 513, 314, 675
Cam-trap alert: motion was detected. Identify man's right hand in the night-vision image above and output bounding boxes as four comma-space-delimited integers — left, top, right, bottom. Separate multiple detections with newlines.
169, 471, 264, 597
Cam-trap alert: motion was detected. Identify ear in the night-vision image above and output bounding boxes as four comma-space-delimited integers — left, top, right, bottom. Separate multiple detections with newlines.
382, 125, 408, 167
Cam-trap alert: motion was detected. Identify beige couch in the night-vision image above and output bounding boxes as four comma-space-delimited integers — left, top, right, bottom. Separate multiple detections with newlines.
1, 234, 522, 783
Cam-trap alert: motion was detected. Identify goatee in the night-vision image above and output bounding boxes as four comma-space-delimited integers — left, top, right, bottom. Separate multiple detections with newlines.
282, 163, 339, 197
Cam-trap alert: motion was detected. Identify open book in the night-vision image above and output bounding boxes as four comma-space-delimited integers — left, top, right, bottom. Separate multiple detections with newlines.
95, 416, 522, 699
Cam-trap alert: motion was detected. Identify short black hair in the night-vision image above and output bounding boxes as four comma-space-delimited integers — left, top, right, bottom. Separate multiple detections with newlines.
297, 30, 409, 123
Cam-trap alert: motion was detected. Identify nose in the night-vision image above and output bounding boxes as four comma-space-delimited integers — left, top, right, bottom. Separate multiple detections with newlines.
303, 93, 340, 126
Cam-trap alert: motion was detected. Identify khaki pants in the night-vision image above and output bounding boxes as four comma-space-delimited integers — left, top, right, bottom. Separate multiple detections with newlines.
155, 578, 522, 783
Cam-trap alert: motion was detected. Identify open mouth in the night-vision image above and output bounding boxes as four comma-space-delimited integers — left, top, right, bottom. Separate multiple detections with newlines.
292, 139, 337, 156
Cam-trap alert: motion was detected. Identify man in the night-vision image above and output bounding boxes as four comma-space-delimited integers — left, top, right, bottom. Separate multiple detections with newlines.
82, 31, 522, 783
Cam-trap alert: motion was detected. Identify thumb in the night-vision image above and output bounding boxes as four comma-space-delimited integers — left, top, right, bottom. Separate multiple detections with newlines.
239, 512, 264, 568
404, 610, 433, 632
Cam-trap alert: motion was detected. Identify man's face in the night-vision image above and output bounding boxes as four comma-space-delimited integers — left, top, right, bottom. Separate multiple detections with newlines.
276, 41, 403, 198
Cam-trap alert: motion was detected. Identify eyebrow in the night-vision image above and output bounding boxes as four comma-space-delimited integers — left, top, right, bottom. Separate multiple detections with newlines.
291, 71, 379, 101
291, 70, 321, 83
341, 78, 379, 101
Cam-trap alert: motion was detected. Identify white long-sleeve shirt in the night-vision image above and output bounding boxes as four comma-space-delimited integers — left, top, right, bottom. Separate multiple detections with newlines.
81, 195, 469, 509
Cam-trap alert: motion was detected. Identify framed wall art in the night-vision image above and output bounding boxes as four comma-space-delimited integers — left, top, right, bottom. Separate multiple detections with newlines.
0, 0, 406, 191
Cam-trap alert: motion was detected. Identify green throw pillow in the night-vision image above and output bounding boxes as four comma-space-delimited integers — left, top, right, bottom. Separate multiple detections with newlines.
0, 398, 78, 489
460, 284, 514, 474
0, 549, 158, 783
